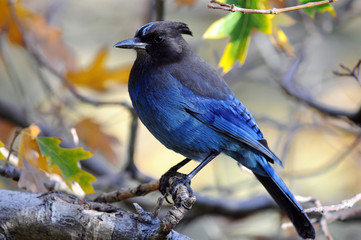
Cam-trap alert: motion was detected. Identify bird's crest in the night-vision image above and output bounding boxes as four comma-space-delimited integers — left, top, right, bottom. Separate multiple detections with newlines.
135, 21, 193, 38
174, 22, 193, 36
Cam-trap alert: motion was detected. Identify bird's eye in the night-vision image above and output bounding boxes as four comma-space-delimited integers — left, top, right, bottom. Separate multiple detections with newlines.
154, 35, 164, 43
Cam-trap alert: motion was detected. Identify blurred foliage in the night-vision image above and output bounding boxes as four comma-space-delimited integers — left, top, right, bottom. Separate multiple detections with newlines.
66, 48, 131, 91
300, 0, 336, 18
16, 125, 96, 194
204, 0, 335, 72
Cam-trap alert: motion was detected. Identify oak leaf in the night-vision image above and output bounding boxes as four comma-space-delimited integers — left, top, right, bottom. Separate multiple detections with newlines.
36, 137, 96, 194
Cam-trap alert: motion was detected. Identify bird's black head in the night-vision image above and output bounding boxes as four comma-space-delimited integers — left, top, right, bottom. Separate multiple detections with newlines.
114, 21, 193, 63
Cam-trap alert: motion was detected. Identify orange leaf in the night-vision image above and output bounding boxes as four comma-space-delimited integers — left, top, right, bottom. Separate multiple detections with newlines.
25, 15, 75, 70
0, 0, 74, 69
0, 0, 34, 45
18, 125, 61, 176
75, 118, 120, 164
66, 48, 131, 91
0, 118, 17, 145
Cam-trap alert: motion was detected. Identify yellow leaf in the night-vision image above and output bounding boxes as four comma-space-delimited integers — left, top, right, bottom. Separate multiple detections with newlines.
0, 140, 5, 160
66, 48, 131, 91
18, 125, 47, 171
268, 14, 294, 57
75, 118, 120, 164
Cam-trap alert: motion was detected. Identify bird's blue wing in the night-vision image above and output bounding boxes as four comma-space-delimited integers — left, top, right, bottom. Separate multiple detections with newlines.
168, 54, 282, 166
184, 97, 283, 166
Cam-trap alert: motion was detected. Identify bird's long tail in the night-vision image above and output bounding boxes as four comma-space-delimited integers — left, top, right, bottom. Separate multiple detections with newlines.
254, 165, 315, 239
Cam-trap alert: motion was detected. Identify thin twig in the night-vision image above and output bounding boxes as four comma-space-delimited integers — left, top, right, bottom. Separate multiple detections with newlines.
333, 59, 361, 85
304, 193, 361, 214
208, 0, 336, 15
303, 193, 361, 239
5, 129, 21, 164
94, 179, 160, 203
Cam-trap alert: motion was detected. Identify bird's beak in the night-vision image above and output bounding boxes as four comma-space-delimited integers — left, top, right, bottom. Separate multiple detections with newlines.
114, 37, 147, 49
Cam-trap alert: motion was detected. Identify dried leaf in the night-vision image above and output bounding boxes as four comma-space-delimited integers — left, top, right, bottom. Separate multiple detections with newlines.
18, 157, 51, 193
0, 118, 16, 146
26, 15, 75, 70
0, 0, 34, 45
75, 118, 120, 164
18, 125, 48, 171
66, 48, 131, 91
0, 0, 74, 69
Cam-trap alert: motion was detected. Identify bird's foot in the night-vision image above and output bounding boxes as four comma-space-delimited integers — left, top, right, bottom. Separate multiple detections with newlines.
159, 158, 193, 205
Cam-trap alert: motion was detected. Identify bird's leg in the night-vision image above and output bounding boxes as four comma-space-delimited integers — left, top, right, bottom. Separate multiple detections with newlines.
187, 152, 219, 179
159, 152, 219, 203
159, 158, 191, 197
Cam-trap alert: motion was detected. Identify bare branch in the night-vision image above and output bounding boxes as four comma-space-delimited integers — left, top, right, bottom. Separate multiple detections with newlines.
302, 193, 361, 239
280, 55, 361, 126
333, 59, 361, 85
304, 193, 361, 214
208, 0, 336, 15
94, 180, 160, 203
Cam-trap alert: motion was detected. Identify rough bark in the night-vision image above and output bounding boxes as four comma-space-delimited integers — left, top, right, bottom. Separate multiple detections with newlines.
0, 190, 191, 240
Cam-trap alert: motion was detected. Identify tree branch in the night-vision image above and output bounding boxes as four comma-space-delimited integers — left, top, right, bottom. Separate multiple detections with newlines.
333, 59, 361, 85
0, 190, 191, 240
208, 0, 336, 15
280, 55, 361, 126
0, 164, 20, 181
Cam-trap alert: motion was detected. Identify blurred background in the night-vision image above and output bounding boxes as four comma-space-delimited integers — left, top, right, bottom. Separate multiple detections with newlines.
0, 0, 361, 239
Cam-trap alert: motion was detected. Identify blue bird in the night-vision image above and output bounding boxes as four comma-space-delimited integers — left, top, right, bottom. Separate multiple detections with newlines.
114, 21, 315, 239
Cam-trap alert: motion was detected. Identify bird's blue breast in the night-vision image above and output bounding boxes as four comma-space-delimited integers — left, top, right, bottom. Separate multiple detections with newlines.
128, 66, 229, 161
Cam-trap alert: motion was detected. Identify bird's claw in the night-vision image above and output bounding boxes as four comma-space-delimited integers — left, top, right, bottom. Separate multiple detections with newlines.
159, 169, 193, 204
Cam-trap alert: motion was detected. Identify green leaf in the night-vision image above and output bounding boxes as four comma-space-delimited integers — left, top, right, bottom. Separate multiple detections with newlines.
36, 137, 96, 194
203, 12, 242, 39
204, 0, 272, 72
299, 0, 336, 18
0, 141, 5, 160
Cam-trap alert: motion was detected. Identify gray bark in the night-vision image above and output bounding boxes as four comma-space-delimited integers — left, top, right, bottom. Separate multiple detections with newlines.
0, 190, 191, 240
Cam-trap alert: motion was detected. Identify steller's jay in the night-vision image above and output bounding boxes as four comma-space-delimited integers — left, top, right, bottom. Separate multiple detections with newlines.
114, 21, 315, 239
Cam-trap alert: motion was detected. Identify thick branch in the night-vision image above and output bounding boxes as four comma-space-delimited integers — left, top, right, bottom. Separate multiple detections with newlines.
0, 190, 190, 240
